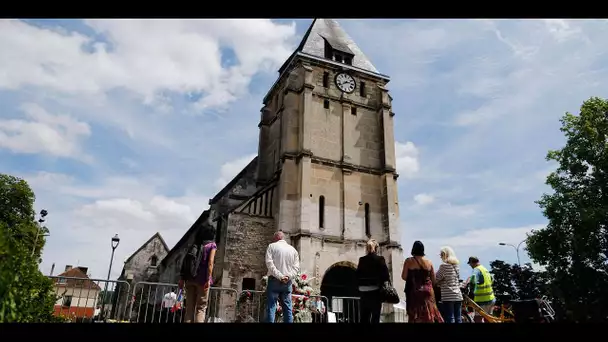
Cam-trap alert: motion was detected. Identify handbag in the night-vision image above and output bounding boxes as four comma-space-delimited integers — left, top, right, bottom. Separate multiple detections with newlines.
380, 280, 400, 304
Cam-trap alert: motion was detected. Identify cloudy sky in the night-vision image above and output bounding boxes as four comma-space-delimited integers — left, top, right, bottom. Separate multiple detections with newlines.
1, 19, 607, 281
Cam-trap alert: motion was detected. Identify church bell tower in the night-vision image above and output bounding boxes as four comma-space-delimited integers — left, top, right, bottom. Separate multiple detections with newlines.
256, 19, 404, 315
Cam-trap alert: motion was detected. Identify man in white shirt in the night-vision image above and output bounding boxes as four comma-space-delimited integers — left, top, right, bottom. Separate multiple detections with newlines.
265, 231, 300, 323
162, 290, 177, 310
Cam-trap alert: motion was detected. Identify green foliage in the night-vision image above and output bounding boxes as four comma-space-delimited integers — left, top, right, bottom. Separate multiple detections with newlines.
0, 174, 60, 322
526, 97, 608, 322
489, 260, 550, 304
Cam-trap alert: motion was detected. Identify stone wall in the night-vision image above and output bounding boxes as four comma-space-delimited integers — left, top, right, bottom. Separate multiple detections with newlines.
115, 234, 168, 320
220, 212, 275, 291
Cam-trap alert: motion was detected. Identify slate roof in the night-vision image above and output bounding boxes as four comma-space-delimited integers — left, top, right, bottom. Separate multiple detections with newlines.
279, 19, 379, 75
54, 267, 101, 291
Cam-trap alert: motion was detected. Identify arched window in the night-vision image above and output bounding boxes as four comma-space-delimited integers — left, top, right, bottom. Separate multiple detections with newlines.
150, 255, 158, 267
364, 203, 370, 237
319, 196, 325, 229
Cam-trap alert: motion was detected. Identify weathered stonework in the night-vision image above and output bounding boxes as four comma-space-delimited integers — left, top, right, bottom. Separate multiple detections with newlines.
221, 213, 275, 291
115, 233, 169, 320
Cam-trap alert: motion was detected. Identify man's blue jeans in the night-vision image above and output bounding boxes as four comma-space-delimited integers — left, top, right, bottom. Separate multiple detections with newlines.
266, 277, 293, 323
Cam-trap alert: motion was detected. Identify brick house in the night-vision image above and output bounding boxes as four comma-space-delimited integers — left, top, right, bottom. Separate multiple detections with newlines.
52, 265, 101, 319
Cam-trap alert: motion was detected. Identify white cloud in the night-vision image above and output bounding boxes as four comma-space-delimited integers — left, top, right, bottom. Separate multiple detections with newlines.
20, 171, 209, 280
0, 19, 297, 110
395, 141, 419, 178
215, 154, 256, 189
413, 193, 434, 205
0, 103, 90, 159
425, 224, 543, 250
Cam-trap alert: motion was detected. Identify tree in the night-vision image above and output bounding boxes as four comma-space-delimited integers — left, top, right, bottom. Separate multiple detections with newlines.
489, 260, 550, 305
489, 260, 516, 302
0, 174, 59, 322
526, 97, 608, 322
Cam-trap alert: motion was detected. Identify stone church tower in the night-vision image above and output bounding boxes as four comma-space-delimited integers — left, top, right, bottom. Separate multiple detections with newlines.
256, 18, 404, 297
189, 19, 404, 320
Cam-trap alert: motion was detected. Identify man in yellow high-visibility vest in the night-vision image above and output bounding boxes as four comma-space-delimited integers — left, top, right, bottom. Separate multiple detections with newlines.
467, 256, 496, 323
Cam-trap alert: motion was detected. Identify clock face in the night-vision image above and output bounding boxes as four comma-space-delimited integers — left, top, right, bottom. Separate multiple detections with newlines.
335, 73, 356, 93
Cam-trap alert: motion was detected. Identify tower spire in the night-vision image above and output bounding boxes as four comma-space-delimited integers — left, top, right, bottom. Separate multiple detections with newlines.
279, 19, 380, 75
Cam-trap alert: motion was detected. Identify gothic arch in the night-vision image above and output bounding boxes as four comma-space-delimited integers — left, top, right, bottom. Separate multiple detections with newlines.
322, 260, 357, 278
320, 261, 359, 300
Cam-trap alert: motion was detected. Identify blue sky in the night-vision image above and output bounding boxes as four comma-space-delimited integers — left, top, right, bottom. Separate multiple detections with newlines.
1, 19, 607, 281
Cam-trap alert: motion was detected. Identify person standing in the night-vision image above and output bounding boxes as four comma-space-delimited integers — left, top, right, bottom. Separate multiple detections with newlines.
356, 239, 390, 323
265, 231, 300, 323
179, 224, 217, 323
466, 256, 496, 323
435, 246, 464, 323
401, 241, 444, 323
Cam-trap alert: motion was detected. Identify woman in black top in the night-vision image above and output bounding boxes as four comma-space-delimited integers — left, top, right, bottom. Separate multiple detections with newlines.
356, 239, 390, 323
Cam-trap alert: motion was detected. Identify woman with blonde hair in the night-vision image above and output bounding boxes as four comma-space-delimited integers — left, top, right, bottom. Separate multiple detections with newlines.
435, 246, 464, 323
356, 239, 390, 323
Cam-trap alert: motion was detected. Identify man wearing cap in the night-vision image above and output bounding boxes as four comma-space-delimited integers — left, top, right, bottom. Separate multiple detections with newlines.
467, 256, 495, 323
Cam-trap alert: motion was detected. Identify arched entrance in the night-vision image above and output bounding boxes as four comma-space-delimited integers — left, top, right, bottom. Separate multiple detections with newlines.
320, 261, 359, 322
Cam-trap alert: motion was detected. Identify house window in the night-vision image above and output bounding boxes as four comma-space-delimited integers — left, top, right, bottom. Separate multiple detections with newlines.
364, 203, 371, 237
344, 55, 352, 65
150, 255, 158, 267
58, 277, 67, 284
351, 107, 357, 115
62, 295, 72, 308
360, 82, 366, 97
323, 72, 329, 88
319, 196, 325, 229
242, 278, 256, 291
324, 100, 330, 109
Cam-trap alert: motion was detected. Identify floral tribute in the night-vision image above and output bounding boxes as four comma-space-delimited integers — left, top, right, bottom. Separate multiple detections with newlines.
260, 272, 326, 323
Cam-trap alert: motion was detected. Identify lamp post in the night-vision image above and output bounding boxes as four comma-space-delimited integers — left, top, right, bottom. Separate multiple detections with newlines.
101, 234, 120, 321
32, 209, 49, 257
498, 240, 525, 267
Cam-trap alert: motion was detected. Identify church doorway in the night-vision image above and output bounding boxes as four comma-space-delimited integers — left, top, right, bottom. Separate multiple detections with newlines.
320, 261, 360, 323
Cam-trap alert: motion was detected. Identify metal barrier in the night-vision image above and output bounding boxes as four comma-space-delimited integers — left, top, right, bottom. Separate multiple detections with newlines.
306, 295, 329, 323
331, 296, 360, 323
236, 290, 330, 323
128, 282, 238, 323
236, 290, 266, 322
48, 276, 131, 323
329, 296, 408, 323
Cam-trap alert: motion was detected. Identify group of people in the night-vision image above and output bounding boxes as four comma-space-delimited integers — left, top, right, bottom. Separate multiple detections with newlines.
177, 223, 495, 324
398, 240, 495, 323
355, 239, 495, 323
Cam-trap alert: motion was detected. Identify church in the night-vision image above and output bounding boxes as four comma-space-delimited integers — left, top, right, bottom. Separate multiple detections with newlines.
122, 18, 405, 321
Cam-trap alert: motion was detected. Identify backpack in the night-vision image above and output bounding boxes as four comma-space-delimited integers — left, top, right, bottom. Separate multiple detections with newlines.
180, 243, 204, 281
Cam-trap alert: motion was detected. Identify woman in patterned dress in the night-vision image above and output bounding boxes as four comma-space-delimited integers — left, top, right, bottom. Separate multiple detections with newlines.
401, 241, 444, 323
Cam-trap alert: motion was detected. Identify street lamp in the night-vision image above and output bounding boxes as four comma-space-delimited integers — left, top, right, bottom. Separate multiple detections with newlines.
32, 209, 49, 257
101, 234, 120, 321
498, 240, 525, 266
